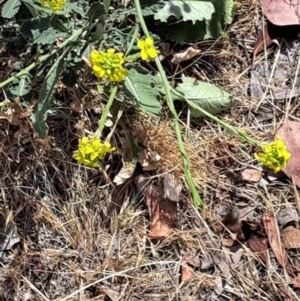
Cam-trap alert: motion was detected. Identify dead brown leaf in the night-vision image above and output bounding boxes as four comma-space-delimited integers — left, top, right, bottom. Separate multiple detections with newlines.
282, 226, 300, 249
135, 175, 177, 238
138, 149, 161, 171
230, 247, 244, 268
260, 0, 300, 26
181, 262, 193, 282
171, 45, 201, 64
291, 273, 300, 288
182, 248, 200, 268
277, 121, 300, 187
113, 165, 134, 186
241, 168, 262, 182
0, 103, 33, 126
248, 236, 269, 266
262, 209, 294, 275
252, 25, 278, 65
163, 173, 182, 202
277, 207, 299, 229
222, 237, 235, 247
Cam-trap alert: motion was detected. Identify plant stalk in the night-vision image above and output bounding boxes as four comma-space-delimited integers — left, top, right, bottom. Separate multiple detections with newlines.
171, 88, 259, 146
97, 85, 118, 136
134, 0, 203, 207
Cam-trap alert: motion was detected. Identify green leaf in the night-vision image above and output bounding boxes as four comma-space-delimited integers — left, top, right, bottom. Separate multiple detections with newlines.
20, 17, 68, 44
124, 68, 161, 117
158, 0, 235, 42
90, 23, 104, 42
101, 0, 111, 11
65, 2, 85, 16
160, 21, 206, 43
9, 78, 31, 97
31, 58, 64, 138
36, 28, 68, 44
154, 0, 215, 24
175, 76, 234, 117
141, 0, 164, 16
2, 0, 21, 18
22, 1, 38, 17
203, 0, 234, 39
86, 1, 106, 22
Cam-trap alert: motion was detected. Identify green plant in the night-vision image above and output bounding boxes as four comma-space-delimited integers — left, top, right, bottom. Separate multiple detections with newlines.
255, 136, 291, 173
1, 0, 255, 208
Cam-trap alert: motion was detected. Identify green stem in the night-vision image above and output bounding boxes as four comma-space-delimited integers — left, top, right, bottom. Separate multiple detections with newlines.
97, 84, 118, 136
171, 88, 259, 146
0, 26, 88, 89
125, 23, 140, 56
134, 0, 203, 207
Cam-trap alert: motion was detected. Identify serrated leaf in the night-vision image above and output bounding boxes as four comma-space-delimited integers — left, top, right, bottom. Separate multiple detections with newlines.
175, 76, 234, 117
2, 0, 21, 18
154, 1, 214, 24
124, 68, 161, 117
86, 1, 106, 22
31, 58, 64, 138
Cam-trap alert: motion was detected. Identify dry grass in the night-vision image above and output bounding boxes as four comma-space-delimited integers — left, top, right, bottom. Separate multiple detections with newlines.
1, 0, 300, 300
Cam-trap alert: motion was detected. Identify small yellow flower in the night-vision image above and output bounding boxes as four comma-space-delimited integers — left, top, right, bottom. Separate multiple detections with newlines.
40, 0, 66, 12
137, 37, 159, 61
255, 136, 291, 173
90, 49, 127, 82
73, 136, 116, 168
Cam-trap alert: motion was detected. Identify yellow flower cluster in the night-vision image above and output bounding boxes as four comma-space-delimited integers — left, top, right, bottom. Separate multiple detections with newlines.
40, 0, 66, 12
73, 136, 116, 168
255, 136, 291, 173
137, 37, 159, 61
90, 49, 127, 82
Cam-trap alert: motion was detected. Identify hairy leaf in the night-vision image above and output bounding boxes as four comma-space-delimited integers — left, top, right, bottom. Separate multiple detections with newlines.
154, 1, 215, 24
31, 57, 64, 138
2, 0, 21, 18
124, 68, 161, 117
175, 76, 234, 117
